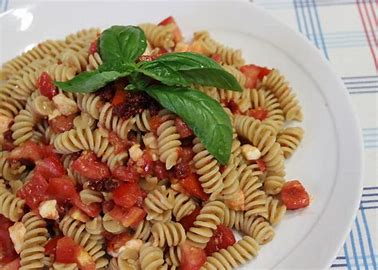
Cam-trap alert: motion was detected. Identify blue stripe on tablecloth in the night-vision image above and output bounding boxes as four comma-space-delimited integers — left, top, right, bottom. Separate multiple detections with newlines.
255, 0, 356, 9
362, 128, 378, 149
355, 216, 369, 269
310, 0, 330, 58
361, 207, 377, 269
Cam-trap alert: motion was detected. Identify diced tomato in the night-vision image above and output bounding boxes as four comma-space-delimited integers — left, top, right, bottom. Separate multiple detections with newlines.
47, 177, 77, 202
109, 205, 146, 228
180, 241, 206, 270
108, 132, 127, 154
8, 141, 45, 162
89, 40, 97, 55
113, 183, 142, 208
179, 208, 200, 232
174, 161, 191, 179
37, 72, 58, 99
49, 114, 75, 134
72, 151, 110, 180
211, 54, 222, 63
256, 159, 266, 172
35, 155, 65, 179
149, 115, 163, 135
17, 173, 49, 209
153, 161, 169, 180
281, 180, 310, 210
204, 225, 236, 255
74, 200, 101, 218
248, 107, 268, 121
158, 16, 182, 43
102, 200, 115, 213
240, 65, 271, 89
56, 237, 77, 264
181, 174, 209, 201
0, 215, 17, 264
179, 147, 195, 163
107, 232, 133, 255
1, 258, 20, 270
135, 152, 154, 177
112, 165, 140, 183
44, 236, 62, 255
225, 100, 241, 114
175, 117, 193, 138
112, 89, 127, 106
2, 130, 14, 152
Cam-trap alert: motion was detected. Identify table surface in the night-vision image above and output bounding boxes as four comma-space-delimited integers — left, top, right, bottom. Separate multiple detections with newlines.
0, 0, 377, 269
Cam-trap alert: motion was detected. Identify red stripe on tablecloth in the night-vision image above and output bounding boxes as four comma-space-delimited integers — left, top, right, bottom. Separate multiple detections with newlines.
369, 0, 377, 25
363, 0, 377, 46
356, 0, 378, 72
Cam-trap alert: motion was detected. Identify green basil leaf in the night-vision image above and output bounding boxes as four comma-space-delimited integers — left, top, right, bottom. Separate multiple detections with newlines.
55, 70, 129, 93
99, 25, 147, 64
144, 85, 232, 164
139, 52, 242, 91
99, 61, 136, 73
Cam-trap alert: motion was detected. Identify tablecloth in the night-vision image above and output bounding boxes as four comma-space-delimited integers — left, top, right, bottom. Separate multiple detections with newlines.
0, 0, 377, 269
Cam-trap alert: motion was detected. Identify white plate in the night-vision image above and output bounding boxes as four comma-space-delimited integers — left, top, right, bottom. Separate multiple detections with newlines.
0, 1, 364, 269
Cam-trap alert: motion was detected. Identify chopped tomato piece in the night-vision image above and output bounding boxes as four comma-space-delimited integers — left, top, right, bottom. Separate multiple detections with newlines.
1, 258, 20, 270
281, 180, 310, 210
17, 173, 49, 209
153, 161, 169, 180
102, 200, 115, 213
179, 208, 200, 232
211, 54, 222, 63
47, 177, 77, 202
72, 151, 110, 180
0, 215, 17, 264
181, 174, 209, 201
240, 65, 271, 89
179, 147, 195, 163
37, 72, 58, 99
204, 225, 236, 255
113, 183, 142, 208
174, 161, 191, 179
109, 206, 146, 228
49, 114, 75, 134
112, 165, 140, 183
74, 200, 101, 218
256, 159, 266, 172
158, 16, 182, 43
149, 115, 163, 135
135, 152, 154, 176
8, 141, 47, 162
112, 89, 127, 106
180, 241, 206, 270
56, 237, 77, 264
44, 236, 62, 255
89, 40, 97, 55
35, 155, 65, 179
107, 232, 133, 255
248, 107, 268, 121
225, 100, 241, 114
108, 132, 127, 154
175, 117, 193, 138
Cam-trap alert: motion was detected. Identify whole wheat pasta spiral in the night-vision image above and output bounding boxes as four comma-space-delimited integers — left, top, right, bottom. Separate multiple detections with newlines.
0, 180, 25, 221
192, 31, 217, 56
0, 152, 26, 181
263, 174, 285, 195
145, 186, 175, 222
87, 52, 103, 71
65, 28, 101, 45
151, 221, 186, 247
133, 110, 151, 132
219, 164, 242, 202
172, 192, 197, 221
139, 23, 175, 49
214, 43, 245, 67
266, 196, 286, 226
80, 189, 103, 205
157, 112, 182, 170
60, 49, 89, 73
187, 200, 226, 248
277, 127, 304, 158
201, 236, 259, 270
192, 138, 224, 198
165, 246, 181, 267
262, 142, 285, 175
103, 213, 127, 234
11, 109, 36, 146
133, 220, 152, 241
260, 69, 303, 121
52, 263, 79, 270
77, 93, 104, 119
139, 243, 165, 270
195, 85, 220, 102
98, 102, 136, 139
19, 212, 48, 270
43, 63, 77, 82
1, 39, 67, 79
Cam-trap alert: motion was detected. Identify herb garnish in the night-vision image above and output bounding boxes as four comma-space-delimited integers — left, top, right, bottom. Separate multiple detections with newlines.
55, 25, 242, 164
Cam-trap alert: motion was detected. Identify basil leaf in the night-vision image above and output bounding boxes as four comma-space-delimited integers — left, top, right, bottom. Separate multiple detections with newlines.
55, 70, 129, 93
99, 61, 136, 73
99, 25, 147, 64
144, 85, 232, 164
139, 52, 242, 91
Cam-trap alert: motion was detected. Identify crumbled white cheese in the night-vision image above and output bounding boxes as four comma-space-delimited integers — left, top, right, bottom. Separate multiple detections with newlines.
38, 200, 59, 220
52, 93, 78, 116
8, 222, 26, 254
129, 144, 143, 162
241, 144, 262, 161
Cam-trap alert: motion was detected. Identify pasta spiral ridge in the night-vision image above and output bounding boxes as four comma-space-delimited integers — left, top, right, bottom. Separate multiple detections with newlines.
277, 127, 304, 158
187, 200, 226, 248
172, 192, 197, 221
139, 243, 165, 270
201, 236, 260, 270
77, 93, 104, 120
0, 152, 26, 181
52, 263, 78, 270
44, 63, 77, 82
65, 28, 100, 45
145, 186, 174, 222
19, 212, 48, 270
151, 221, 186, 247
133, 110, 151, 132
139, 23, 175, 49
192, 138, 224, 198
11, 109, 36, 146
133, 220, 152, 241
0, 180, 25, 221
60, 49, 89, 73
263, 174, 285, 195
266, 196, 286, 226
87, 52, 103, 71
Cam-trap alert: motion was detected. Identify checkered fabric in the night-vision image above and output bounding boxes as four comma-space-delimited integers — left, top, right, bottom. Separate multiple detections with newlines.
0, 0, 377, 269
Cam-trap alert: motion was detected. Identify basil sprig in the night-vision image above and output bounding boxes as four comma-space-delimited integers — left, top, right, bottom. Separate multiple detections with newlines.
145, 85, 232, 164
54, 24, 243, 164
